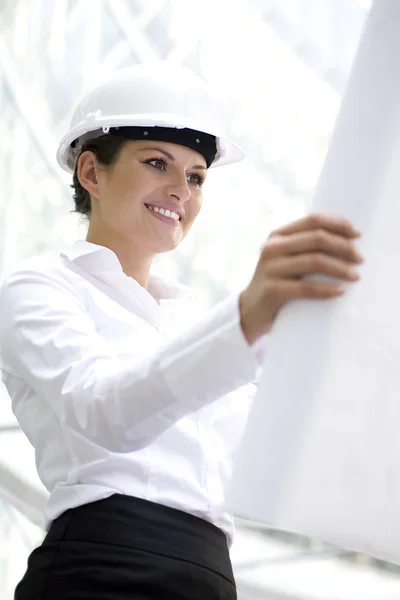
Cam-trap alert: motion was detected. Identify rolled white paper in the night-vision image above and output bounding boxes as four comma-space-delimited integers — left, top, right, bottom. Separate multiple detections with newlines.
227, 0, 400, 564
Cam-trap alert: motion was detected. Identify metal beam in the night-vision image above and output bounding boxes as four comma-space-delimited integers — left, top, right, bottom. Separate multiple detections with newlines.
105, 0, 160, 63
0, 460, 46, 529
0, 31, 64, 184
0, 425, 20, 433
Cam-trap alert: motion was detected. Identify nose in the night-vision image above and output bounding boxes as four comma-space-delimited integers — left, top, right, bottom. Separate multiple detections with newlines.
166, 174, 191, 203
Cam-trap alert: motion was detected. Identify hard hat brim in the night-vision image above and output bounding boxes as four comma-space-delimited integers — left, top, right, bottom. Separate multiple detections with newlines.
56, 114, 245, 173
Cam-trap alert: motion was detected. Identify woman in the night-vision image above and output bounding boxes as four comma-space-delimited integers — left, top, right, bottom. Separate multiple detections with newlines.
0, 63, 363, 599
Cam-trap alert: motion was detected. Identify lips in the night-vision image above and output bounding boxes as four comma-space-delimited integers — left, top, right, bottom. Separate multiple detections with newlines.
144, 203, 184, 221
144, 204, 183, 227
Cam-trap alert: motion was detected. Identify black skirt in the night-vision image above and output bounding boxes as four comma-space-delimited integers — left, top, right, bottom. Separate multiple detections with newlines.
14, 494, 237, 600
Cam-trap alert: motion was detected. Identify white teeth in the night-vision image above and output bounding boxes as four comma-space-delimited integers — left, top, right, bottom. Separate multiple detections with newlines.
146, 205, 180, 221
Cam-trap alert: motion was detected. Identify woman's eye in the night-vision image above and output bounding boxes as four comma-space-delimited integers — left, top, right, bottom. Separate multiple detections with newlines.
147, 159, 168, 170
145, 159, 204, 186
187, 173, 204, 187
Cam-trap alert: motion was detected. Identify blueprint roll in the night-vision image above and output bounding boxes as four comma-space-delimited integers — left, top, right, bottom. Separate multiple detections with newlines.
226, 0, 400, 565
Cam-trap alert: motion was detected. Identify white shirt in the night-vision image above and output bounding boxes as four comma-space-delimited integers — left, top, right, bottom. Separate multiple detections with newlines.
0, 240, 267, 543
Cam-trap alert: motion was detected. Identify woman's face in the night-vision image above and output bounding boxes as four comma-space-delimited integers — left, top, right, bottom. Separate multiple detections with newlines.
81, 140, 207, 255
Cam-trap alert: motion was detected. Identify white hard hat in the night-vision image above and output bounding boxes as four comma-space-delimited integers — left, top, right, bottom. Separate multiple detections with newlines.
56, 62, 244, 173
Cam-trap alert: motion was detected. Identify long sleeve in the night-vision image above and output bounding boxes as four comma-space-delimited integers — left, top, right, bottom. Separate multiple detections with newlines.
0, 267, 261, 451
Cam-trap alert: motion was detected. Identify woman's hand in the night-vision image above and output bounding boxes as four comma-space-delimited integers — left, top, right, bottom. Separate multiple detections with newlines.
239, 213, 364, 345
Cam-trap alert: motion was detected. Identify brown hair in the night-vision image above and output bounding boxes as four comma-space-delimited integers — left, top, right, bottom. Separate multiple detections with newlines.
71, 134, 128, 218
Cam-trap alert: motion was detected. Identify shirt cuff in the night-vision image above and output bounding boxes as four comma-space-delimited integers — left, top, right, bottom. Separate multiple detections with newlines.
249, 332, 269, 368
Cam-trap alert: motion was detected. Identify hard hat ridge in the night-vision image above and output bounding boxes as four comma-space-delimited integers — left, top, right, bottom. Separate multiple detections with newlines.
57, 62, 244, 172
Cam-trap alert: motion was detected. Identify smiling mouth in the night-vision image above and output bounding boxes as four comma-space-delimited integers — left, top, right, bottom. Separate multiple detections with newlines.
144, 204, 182, 222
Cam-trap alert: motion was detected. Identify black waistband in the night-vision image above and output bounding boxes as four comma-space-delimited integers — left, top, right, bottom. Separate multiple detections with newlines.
45, 495, 234, 584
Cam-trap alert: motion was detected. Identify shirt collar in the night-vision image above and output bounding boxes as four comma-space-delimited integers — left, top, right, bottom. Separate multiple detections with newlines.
60, 240, 194, 301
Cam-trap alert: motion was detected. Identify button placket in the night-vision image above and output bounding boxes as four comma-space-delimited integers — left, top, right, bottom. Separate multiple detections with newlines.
197, 415, 223, 517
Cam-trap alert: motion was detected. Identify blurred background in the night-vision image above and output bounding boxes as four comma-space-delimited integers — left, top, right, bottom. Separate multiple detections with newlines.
1, 0, 400, 598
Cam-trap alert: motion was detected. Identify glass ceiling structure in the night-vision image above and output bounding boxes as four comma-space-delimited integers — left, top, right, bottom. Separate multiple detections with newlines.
1, 1, 399, 598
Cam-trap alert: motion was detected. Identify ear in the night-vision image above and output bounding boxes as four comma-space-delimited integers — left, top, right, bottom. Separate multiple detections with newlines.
77, 151, 100, 200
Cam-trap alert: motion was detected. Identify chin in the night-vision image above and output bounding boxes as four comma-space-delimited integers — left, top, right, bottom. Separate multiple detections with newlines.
152, 237, 181, 254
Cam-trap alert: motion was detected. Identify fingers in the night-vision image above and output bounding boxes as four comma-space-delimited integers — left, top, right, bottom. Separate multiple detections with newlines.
242, 213, 363, 340
263, 228, 363, 265
274, 279, 346, 301
266, 253, 360, 281
271, 213, 360, 240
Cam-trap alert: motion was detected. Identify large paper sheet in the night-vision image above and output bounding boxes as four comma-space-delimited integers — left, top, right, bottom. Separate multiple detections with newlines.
226, 0, 400, 564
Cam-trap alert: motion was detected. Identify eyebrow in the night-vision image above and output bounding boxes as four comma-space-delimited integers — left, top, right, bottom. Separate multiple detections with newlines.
138, 146, 207, 170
